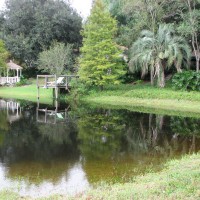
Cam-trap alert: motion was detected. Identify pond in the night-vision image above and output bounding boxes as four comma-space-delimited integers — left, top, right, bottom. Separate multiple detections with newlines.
0, 98, 200, 198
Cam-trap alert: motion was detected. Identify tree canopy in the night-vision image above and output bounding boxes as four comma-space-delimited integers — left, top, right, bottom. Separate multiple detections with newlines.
0, 40, 9, 74
0, 0, 82, 67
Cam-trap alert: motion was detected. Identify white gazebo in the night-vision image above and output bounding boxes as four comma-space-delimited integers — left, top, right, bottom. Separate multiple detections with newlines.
0, 60, 22, 85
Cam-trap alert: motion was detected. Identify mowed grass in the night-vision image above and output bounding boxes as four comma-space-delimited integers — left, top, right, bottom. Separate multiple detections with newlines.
83, 83, 200, 115
1, 81, 200, 115
1, 154, 200, 200
0, 80, 53, 104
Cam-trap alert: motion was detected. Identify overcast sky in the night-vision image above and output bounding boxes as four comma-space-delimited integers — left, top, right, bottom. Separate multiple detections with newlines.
0, 0, 93, 19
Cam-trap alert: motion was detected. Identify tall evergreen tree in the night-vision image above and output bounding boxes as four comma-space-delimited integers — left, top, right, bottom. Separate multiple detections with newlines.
79, 0, 125, 89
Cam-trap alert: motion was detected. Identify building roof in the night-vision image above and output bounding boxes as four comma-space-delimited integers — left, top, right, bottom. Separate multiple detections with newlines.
7, 60, 22, 70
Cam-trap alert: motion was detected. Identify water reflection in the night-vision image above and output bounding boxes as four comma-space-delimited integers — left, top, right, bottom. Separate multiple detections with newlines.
0, 99, 22, 124
0, 161, 89, 198
0, 99, 200, 197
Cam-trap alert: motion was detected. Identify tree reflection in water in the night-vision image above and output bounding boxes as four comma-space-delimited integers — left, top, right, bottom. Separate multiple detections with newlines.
77, 107, 200, 182
0, 100, 200, 195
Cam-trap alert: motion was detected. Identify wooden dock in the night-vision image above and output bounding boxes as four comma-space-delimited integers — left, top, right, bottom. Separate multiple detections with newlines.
37, 75, 79, 99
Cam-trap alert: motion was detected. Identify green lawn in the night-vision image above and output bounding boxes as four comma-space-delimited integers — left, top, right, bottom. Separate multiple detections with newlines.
0, 81, 53, 104
1, 81, 200, 116
82, 83, 200, 117
1, 80, 200, 117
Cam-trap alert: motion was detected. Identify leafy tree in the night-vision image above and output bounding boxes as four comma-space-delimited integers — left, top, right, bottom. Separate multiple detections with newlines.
104, 0, 167, 47
0, 40, 9, 74
78, 0, 125, 90
129, 24, 191, 87
177, 0, 200, 72
38, 42, 74, 75
1, 0, 82, 67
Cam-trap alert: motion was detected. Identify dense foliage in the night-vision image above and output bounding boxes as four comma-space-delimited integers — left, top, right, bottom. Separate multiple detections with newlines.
104, 0, 200, 87
0, 0, 82, 67
129, 24, 191, 87
172, 70, 200, 91
38, 42, 74, 75
79, 0, 125, 89
0, 0, 199, 88
0, 40, 9, 75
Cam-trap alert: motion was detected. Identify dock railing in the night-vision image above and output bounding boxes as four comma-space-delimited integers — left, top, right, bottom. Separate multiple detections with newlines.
37, 75, 79, 89
37, 75, 79, 99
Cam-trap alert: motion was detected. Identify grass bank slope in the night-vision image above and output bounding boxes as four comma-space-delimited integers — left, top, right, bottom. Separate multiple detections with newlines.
83, 84, 200, 116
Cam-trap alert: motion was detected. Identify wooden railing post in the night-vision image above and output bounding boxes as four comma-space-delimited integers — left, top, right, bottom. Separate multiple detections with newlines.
36, 75, 39, 87
45, 76, 47, 88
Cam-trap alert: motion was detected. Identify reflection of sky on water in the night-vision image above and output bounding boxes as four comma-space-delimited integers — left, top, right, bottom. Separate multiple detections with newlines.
0, 162, 90, 198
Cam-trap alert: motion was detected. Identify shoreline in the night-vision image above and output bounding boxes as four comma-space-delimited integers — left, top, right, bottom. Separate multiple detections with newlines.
1, 83, 200, 117
1, 153, 200, 199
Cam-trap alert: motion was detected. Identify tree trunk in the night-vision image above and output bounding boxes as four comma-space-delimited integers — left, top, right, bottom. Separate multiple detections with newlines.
157, 63, 165, 88
196, 56, 200, 72
150, 68, 154, 86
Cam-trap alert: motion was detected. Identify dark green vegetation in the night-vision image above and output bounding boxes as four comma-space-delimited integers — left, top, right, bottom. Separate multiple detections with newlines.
102, 0, 200, 86
0, 40, 9, 74
0, 0, 82, 71
172, 70, 200, 91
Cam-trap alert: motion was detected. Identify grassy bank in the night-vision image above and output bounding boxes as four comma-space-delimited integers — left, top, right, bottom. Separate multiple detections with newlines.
1, 81, 200, 115
1, 153, 200, 199
0, 81, 53, 104
82, 84, 200, 116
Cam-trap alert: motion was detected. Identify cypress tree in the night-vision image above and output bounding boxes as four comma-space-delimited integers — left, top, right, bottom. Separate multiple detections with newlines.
79, 0, 125, 90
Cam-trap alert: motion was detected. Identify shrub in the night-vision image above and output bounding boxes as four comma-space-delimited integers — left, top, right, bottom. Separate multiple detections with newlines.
15, 76, 28, 86
172, 70, 200, 91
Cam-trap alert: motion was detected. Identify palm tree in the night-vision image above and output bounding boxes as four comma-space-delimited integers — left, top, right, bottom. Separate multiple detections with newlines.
129, 24, 191, 87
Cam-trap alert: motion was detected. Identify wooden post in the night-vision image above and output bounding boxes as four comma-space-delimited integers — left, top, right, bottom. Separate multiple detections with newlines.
55, 87, 58, 100
36, 107, 38, 123
45, 108, 47, 123
55, 99, 58, 112
37, 87, 40, 99
7, 69, 9, 83
17, 69, 19, 78
66, 76, 68, 89
45, 76, 47, 88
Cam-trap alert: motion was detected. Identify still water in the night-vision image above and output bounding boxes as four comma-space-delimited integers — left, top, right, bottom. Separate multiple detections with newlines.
0, 98, 200, 198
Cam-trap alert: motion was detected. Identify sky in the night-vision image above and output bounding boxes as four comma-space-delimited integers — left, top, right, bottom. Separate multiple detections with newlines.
0, 0, 93, 19
69, 0, 92, 19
